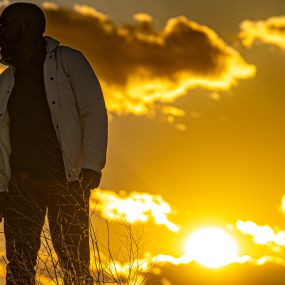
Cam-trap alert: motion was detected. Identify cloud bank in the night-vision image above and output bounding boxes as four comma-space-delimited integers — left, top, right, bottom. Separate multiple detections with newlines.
44, 3, 256, 119
0, 1, 256, 127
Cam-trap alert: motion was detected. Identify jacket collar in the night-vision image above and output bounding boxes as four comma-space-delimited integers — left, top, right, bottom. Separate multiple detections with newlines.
0, 35, 60, 68
44, 35, 60, 54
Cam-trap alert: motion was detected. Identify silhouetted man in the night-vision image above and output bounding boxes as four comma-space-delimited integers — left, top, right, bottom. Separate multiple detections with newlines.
0, 2, 108, 285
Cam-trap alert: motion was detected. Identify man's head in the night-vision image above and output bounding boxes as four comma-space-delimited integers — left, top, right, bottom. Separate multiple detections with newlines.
0, 2, 46, 60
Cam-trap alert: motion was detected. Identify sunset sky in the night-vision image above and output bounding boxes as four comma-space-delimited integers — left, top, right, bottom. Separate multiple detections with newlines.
2, 0, 285, 284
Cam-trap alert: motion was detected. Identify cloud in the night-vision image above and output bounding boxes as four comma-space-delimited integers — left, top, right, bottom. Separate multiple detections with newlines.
234, 195, 285, 251
240, 16, 285, 50
236, 220, 285, 246
41, 1, 59, 11
90, 188, 180, 232
73, 3, 109, 22
0, 2, 255, 127
29, 251, 285, 285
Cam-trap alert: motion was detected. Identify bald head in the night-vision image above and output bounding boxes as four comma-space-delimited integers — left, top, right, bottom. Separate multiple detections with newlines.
0, 2, 46, 65
1, 2, 46, 35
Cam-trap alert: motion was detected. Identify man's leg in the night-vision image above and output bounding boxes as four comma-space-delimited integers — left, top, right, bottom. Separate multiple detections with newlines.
48, 180, 93, 285
4, 173, 47, 285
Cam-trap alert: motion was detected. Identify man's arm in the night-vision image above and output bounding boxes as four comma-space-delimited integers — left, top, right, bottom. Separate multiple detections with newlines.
67, 49, 108, 177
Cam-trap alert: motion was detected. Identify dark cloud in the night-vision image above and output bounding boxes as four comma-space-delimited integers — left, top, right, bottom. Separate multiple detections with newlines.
42, 5, 254, 84
0, 2, 255, 123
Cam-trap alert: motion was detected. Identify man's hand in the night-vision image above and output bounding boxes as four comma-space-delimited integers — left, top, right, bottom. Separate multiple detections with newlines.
79, 168, 102, 192
0, 191, 9, 222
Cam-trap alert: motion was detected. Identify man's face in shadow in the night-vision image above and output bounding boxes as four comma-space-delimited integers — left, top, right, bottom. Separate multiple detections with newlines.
0, 10, 23, 62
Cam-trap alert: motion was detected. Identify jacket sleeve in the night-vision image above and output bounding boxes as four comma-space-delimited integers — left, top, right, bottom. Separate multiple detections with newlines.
68, 49, 108, 175
0, 110, 11, 192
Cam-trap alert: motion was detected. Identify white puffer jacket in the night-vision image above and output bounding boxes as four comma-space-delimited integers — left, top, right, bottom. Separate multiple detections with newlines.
0, 35, 108, 192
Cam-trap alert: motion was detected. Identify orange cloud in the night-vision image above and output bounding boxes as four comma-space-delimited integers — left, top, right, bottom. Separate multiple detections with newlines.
31, 251, 285, 284
0, 2, 255, 127
236, 220, 285, 246
90, 189, 180, 232
133, 12, 153, 24
233, 196, 285, 252
41, 1, 59, 11
240, 16, 285, 49
73, 3, 109, 23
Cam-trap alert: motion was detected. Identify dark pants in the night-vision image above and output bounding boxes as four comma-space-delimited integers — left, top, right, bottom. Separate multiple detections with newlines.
3, 170, 94, 285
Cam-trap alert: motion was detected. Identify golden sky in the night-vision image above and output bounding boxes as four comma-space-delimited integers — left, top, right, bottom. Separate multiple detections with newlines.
2, 0, 285, 284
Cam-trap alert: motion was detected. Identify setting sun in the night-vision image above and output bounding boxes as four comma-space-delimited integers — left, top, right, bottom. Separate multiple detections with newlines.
184, 227, 239, 268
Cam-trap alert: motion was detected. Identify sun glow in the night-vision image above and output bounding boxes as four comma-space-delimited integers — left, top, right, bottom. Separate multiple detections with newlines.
184, 227, 239, 268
